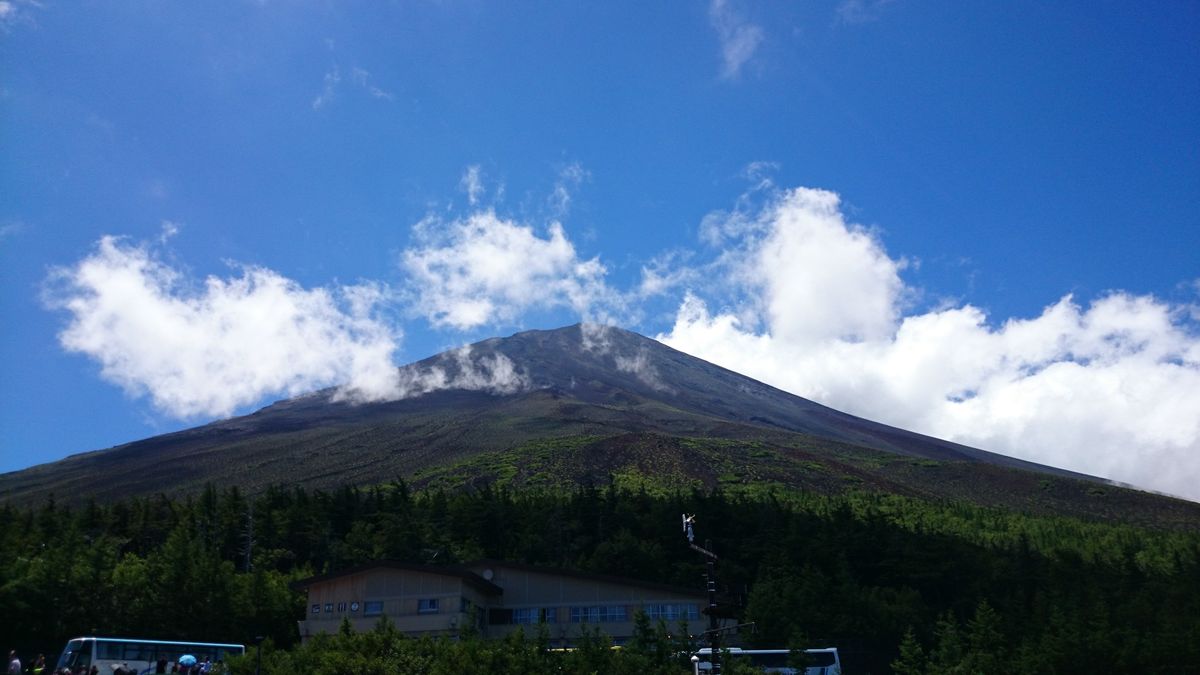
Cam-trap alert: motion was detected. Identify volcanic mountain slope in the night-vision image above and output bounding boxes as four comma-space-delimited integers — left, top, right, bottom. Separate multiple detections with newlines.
3, 324, 1197, 526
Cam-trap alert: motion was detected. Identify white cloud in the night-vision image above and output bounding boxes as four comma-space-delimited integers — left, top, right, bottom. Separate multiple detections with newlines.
395, 345, 531, 398
351, 67, 395, 101
836, 0, 897, 25
638, 249, 700, 298
614, 346, 674, 393
0, 220, 26, 244
660, 186, 1200, 500
550, 162, 588, 216
460, 165, 484, 206
314, 65, 394, 109
312, 66, 341, 110
45, 236, 404, 418
401, 210, 617, 330
158, 220, 181, 243
709, 0, 764, 80
0, 0, 40, 32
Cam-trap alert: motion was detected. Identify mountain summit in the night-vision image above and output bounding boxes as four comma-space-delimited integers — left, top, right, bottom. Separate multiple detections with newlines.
7, 324, 1185, 522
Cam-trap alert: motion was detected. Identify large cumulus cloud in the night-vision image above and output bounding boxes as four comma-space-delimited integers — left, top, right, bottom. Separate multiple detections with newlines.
45, 236, 404, 417
660, 186, 1200, 500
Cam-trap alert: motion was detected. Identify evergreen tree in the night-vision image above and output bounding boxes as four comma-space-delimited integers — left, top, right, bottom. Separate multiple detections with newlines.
890, 626, 928, 675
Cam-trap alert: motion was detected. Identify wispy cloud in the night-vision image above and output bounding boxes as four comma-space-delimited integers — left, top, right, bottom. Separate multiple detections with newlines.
836, 0, 897, 25
351, 67, 395, 101
0, 220, 27, 244
709, 0, 764, 80
550, 162, 588, 216
158, 220, 180, 244
660, 185, 1200, 500
312, 65, 341, 110
395, 345, 531, 398
460, 165, 484, 206
313, 65, 394, 110
0, 0, 41, 32
638, 249, 700, 298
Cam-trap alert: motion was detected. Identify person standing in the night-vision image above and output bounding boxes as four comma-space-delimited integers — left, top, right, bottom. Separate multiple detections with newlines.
8, 651, 21, 675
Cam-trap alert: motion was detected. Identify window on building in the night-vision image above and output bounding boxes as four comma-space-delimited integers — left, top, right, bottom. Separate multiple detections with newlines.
512, 608, 538, 624
324, 603, 333, 613
418, 598, 440, 614
645, 603, 700, 621
570, 605, 627, 623
311, 604, 320, 614
364, 601, 384, 617
493, 607, 560, 625
351, 601, 360, 612
337, 602, 347, 612
604, 605, 627, 622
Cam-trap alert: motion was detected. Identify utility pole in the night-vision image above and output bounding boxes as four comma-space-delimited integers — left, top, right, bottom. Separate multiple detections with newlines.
705, 541, 720, 674
683, 514, 722, 674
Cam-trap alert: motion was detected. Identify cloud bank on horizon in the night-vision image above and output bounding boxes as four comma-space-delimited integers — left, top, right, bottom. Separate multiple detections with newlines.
45, 180, 1200, 501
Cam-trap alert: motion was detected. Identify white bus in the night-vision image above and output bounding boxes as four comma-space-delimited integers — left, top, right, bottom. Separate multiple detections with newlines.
54, 638, 245, 675
694, 647, 841, 674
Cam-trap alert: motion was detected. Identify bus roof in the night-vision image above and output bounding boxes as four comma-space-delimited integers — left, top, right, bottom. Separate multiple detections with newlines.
65, 638, 245, 649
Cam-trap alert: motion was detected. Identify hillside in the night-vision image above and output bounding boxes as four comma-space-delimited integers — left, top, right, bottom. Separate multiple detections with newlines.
3, 324, 1197, 527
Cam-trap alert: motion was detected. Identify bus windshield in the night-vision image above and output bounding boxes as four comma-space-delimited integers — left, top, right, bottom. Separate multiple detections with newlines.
55, 640, 91, 671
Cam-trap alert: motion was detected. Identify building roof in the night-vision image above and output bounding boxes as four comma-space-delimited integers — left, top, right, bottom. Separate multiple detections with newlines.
290, 560, 503, 596
291, 558, 705, 601
469, 559, 706, 599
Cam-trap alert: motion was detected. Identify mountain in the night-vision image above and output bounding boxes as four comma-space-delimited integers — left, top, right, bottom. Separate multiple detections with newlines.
3, 324, 1197, 526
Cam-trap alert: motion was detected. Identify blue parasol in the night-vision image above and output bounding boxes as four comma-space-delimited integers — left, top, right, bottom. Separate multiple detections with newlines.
177, 657, 196, 668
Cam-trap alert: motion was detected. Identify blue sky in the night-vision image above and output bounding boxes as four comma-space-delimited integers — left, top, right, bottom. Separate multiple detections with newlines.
3, 1, 1198, 499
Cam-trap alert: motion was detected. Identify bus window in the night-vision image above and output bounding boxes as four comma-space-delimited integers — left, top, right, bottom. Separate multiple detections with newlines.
123, 645, 154, 663
807, 651, 836, 667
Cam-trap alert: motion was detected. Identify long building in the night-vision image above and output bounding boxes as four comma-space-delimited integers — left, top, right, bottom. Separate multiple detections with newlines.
292, 559, 709, 646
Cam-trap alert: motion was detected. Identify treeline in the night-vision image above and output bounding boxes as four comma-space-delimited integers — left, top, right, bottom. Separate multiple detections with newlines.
2, 482, 1198, 673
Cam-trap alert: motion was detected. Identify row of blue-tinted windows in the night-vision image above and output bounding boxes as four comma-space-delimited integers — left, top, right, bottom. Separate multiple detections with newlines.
311, 601, 697, 623
570, 606, 627, 623
512, 608, 558, 624
644, 603, 700, 621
